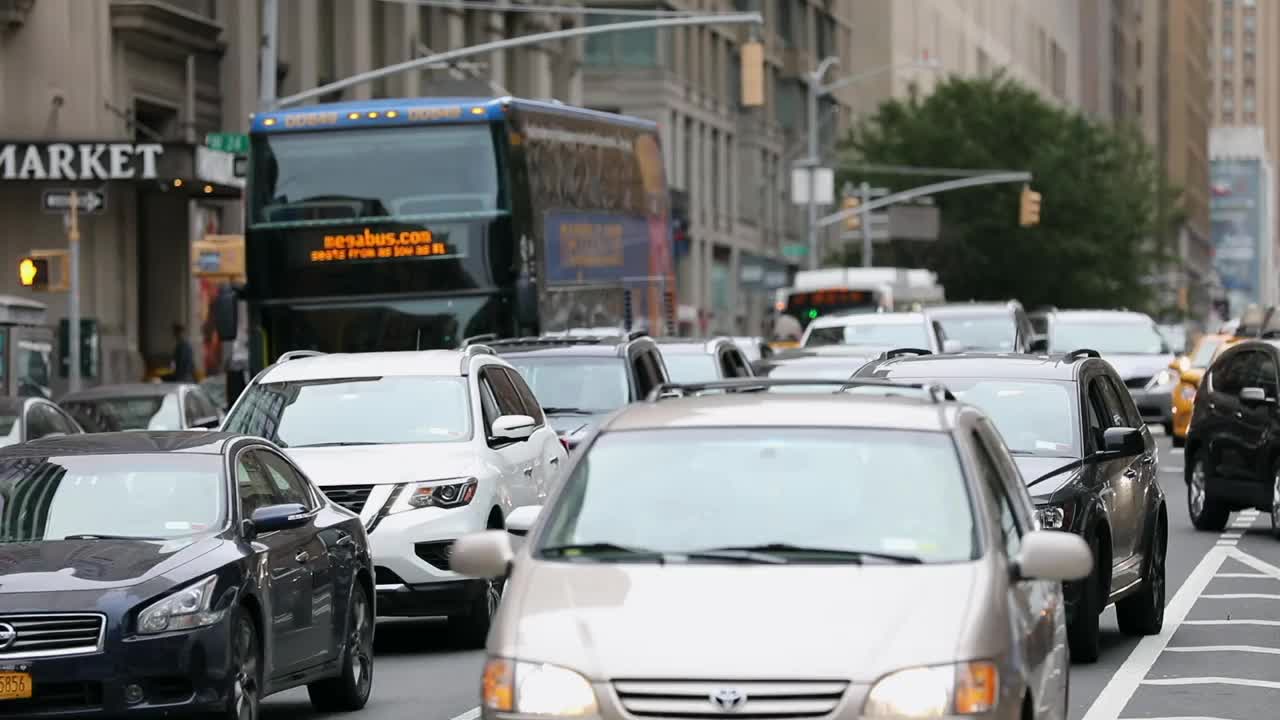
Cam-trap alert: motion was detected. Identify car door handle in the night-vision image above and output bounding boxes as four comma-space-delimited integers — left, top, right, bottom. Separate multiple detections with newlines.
549, 457, 560, 466
295, 550, 310, 564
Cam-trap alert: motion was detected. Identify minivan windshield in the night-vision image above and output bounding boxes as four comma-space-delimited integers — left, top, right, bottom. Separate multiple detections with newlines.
540, 428, 977, 563
0, 454, 226, 542
932, 314, 1016, 352
222, 376, 471, 447
804, 320, 929, 349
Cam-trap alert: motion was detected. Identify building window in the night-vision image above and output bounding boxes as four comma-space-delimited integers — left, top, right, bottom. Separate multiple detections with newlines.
584, 12, 658, 67
1244, 94, 1255, 111
1223, 96, 1234, 112
1222, 45, 1234, 60
1244, 112, 1256, 123
728, 47, 741, 110
775, 0, 794, 48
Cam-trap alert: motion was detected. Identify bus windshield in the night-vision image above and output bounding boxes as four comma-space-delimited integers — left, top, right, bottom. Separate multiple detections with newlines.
250, 125, 503, 225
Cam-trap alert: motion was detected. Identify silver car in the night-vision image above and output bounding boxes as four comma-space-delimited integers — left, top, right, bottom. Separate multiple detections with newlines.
452, 378, 1092, 720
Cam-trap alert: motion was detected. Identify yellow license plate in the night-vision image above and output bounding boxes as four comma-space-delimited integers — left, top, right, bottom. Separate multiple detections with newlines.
0, 672, 31, 700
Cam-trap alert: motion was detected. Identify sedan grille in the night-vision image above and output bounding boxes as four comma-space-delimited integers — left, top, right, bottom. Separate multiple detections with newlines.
1125, 376, 1152, 389
0, 613, 104, 659
613, 680, 848, 719
322, 485, 374, 514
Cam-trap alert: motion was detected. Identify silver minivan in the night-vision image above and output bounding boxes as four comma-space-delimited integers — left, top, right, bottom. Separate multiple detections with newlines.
453, 379, 1092, 720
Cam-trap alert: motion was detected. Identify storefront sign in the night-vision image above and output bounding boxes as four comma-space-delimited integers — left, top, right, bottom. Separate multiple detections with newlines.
0, 142, 164, 181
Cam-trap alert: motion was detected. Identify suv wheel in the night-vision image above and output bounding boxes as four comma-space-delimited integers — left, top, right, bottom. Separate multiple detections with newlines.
1188, 455, 1229, 531
308, 583, 374, 712
1067, 532, 1102, 664
1270, 463, 1280, 539
1116, 514, 1165, 635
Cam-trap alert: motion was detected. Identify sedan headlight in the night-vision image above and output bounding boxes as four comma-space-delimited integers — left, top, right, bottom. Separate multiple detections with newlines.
482, 657, 598, 716
137, 575, 225, 635
864, 661, 998, 718
388, 478, 478, 515
1147, 368, 1178, 391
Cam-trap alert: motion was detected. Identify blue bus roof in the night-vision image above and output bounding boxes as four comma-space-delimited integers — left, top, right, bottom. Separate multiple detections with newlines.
250, 96, 657, 134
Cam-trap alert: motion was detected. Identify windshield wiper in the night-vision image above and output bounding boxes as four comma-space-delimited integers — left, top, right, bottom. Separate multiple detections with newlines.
1026, 459, 1085, 489
290, 441, 381, 448
61, 534, 163, 541
698, 543, 923, 564
540, 542, 668, 564
541, 407, 597, 415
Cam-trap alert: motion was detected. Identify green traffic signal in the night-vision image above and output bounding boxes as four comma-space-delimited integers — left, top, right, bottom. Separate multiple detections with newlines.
808, 309, 818, 319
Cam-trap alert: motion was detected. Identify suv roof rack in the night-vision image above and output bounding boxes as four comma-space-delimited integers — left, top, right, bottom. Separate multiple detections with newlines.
459, 343, 494, 373
1064, 348, 1101, 360
276, 350, 325, 363
878, 347, 933, 361
461, 333, 499, 347
646, 378, 955, 404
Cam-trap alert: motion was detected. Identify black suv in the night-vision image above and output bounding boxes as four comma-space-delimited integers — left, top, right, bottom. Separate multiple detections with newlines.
655, 337, 754, 383
857, 350, 1166, 662
1184, 339, 1280, 534
480, 332, 669, 449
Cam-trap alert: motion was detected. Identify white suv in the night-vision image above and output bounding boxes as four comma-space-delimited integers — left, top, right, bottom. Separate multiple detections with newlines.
221, 346, 567, 645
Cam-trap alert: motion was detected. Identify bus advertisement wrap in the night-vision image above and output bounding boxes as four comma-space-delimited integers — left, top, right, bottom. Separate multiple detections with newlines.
543, 211, 651, 284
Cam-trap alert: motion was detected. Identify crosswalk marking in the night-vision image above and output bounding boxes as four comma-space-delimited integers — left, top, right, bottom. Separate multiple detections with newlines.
1200, 593, 1280, 600
1142, 677, 1280, 690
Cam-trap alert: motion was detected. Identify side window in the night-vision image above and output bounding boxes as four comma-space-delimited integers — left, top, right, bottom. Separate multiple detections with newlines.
485, 367, 525, 416
718, 350, 736, 378
731, 350, 753, 377
971, 430, 1023, 558
1084, 380, 1107, 450
235, 452, 281, 517
503, 368, 545, 424
51, 407, 80, 435
477, 374, 501, 431
24, 404, 58, 440
1246, 351, 1279, 398
183, 391, 203, 427
1104, 375, 1143, 428
632, 352, 664, 399
256, 451, 318, 509
1094, 377, 1128, 428
1212, 353, 1246, 395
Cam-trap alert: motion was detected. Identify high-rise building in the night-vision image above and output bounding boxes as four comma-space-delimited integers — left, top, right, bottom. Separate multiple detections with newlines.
1080, 0, 1140, 122
1134, 0, 1213, 322
1210, 127, 1277, 311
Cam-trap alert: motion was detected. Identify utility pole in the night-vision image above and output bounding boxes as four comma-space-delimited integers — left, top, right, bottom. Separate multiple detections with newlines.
859, 181, 873, 268
259, 0, 279, 111
67, 191, 81, 393
804, 57, 839, 271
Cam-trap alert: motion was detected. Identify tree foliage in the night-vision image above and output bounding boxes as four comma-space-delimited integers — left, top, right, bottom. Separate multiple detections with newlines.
837, 73, 1177, 310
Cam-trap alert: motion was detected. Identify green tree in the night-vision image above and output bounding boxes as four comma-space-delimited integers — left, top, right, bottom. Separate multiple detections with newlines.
836, 73, 1177, 311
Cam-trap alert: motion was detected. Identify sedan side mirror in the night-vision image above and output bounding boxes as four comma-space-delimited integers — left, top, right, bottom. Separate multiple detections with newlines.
1013, 530, 1093, 581
451, 530, 514, 578
506, 505, 543, 537
1101, 426, 1144, 456
492, 414, 536, 441
249, 503, 310, 534
1240, 386, 1273, 405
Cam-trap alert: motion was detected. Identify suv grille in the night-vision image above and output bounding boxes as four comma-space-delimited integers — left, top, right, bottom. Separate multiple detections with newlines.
322, 485, 374, 514
0, 614, 104, 659
1125, 376, 1152, 389
613, 680, 848, 719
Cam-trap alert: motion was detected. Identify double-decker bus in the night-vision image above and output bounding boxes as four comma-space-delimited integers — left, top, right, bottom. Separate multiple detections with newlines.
243, 97, 675, 374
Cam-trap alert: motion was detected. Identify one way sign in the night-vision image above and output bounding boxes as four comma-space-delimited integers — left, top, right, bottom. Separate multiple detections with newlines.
41, 189, 106, 214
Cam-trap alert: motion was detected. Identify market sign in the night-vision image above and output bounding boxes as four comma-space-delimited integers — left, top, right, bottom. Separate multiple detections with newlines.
0, 142, 164, 181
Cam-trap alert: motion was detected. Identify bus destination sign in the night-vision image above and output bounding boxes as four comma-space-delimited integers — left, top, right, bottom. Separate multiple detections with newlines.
790, 289, 869, 308
306, 227, 459, 264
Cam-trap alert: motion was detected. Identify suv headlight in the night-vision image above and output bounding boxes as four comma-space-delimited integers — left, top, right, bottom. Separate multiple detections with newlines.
864, 661, 998, 717
482, 657, 597, 716
137, 575, 225, 635
388, 478, 478, 515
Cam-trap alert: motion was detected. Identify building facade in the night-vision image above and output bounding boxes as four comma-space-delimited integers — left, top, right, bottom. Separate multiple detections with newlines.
1210, 127, 1277, 311
1079, 0, 1139, 122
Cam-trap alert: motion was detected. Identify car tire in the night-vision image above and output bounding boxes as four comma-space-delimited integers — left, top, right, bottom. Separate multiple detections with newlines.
1187, 455, 1230, 531
1067, 533, 1102, 664
1163, 421, 1174, 437
308, 583, 375, 712
218, 608, 261, 720
448, 576, 504, 648
1269, 463, 1280, 540
1116, 513, 1165, 636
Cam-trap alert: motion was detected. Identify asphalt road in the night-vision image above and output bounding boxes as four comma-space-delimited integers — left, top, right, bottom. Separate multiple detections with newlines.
263, 433, 1280, 720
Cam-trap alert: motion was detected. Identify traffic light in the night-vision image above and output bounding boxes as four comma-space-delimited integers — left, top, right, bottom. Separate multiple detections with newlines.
1019, 185, 1042, 227
18, 257, 48, 290
740, 41, 764, 107
843, 195, 862, 231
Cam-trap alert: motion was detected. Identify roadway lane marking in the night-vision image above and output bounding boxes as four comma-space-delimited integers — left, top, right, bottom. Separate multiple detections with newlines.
1213, 572, 1276, 579
1164, 644, 1280, 655
1117, 717, 1240, 720
1161, 466, 1184, 474
450, 707, 481, 720
1225, 548, 1280, 578
1142, 677, 1280, 690
1183, 619, 1280, 627
1201, 593, 1280, 599
1080, 546, 1227, 720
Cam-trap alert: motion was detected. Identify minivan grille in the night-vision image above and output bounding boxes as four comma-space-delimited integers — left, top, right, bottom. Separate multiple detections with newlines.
0, 613, 104, 659
613, 680, 848, 719
322, 485, 374, 514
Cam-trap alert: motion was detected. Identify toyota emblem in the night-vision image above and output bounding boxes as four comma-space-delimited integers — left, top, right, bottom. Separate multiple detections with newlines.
0, 623, 16, 650
710, 688, 747, 712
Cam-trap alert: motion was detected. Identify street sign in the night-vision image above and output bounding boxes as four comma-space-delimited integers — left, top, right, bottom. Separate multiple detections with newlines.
205, 132, 250, 154
41, 189, 105, 214
791, 167, 834, 205
888, 205, 941, 241
782, 243, 808, 258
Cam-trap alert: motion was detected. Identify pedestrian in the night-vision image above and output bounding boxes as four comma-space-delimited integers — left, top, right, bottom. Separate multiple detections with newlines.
171, 322, 195, 383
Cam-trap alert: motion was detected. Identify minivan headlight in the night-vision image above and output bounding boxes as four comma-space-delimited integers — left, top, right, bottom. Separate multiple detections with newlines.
388, 478, 478, 514
863, 661, 998, 717
482, 657, 597, 716
137, 575, 225, 635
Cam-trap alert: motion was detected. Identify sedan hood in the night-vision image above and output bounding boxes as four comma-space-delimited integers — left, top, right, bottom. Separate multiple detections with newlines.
508, 561, 980, 681
0, 536, 221, 592
1012, 455, 1081, 500
1101, 353, 1177, 381
285, 442, 482, 487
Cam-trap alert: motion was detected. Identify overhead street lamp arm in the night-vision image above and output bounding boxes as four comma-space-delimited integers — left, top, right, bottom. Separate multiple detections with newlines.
816, 172, 1032, 228
817, 60, 941, 96
272, 12, 763, 109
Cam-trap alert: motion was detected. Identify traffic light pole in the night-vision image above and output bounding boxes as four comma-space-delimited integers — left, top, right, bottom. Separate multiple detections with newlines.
859, 181, 873, 267
817, 171, 1033, 228
804, 57, 840, 270
67, 192, 81, 393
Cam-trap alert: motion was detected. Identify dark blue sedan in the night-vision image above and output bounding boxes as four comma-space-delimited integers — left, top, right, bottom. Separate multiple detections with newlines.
0, 431, 374, 718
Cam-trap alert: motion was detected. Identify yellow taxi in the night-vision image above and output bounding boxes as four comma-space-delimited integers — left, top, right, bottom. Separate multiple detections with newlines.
1170, 332, 1243, 446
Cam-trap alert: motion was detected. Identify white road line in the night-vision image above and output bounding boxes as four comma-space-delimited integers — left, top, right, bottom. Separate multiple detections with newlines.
1169, 447, 1184, 454
450, 707, 481, 720
1161, 466, 1185, 474
1226, 548, 1280, 578
1221, 533, 1244, 539
1117, 717, 1239, 720
1213, 572, 1276, 578
1081, 546, 1228, 720
1164, 644, 1280, 655
1201, 593, 1280, 599
1142, 677, 1280, 690
1183, 619, 1280, 627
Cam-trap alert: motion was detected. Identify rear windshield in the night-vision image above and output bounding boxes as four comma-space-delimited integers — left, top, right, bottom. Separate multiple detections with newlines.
62, 395, 181, 432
